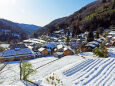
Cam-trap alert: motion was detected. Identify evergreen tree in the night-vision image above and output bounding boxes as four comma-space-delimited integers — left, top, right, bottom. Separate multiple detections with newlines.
65, 34, 70, 45
97, 27, 104, 35
87, 31, 94, 42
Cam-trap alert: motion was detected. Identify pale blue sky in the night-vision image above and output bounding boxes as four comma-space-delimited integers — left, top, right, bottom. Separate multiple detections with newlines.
0, 0, 96, 26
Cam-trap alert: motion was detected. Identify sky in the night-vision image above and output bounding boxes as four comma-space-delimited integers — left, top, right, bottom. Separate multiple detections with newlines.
0, 0, 96, 26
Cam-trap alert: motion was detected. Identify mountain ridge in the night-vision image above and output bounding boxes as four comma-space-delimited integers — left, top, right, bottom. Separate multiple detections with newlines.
33, 0, 115, 37
0, 18, 41, 42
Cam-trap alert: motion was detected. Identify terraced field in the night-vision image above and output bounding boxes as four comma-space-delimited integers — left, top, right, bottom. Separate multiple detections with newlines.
63, 58, 115, 86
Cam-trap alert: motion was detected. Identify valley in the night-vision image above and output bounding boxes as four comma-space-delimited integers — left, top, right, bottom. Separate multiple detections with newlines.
0, 0, 115, 86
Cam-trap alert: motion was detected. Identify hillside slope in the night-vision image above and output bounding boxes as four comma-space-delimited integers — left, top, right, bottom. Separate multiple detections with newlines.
33, 0, 115, 37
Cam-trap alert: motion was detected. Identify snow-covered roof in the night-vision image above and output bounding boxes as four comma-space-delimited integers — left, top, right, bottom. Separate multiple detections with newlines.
108, 31, 115, 35
42, 43, 56, 49
54, 31, 60, 33
38, 47, 45, 52
63, 46, 74, 53
28, 46, 33, 49
107, 35, 112, 38
54, 48, 57, 51
2, 48, 34, 58
58, 40, 62, 42
112, 37, 115, 39
23, 38, 45, 44
76, 39, 81, 41
57, 44, 63, 49
64, 47, 68, 51
18, 48, 34, 54
64, 47, 72, 51
3, 50, 16, 57
86, 44, 96, 48
37, 52, 41, 55
56, 52, 63, 55
47, 49, 51, 52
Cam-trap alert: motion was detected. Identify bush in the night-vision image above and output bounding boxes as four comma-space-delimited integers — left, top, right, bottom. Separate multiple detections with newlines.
92, 43, 109, 58
45, 73, 63, 86
0, 47, 5, 52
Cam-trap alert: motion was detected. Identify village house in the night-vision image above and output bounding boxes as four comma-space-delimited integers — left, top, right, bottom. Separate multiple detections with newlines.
63, 48, 74, 56
0, 48, 35, 61
42, 43, 56, 50
79, 41, 97, 52
27, 45, 33, 50
23, 38, 46, 46
47, 48, 52, 55
81, 45, 94, 52
53, 52, 64, 58
55, 44, 64, 52
37, 43, 56, 56
35, 52, 42, 58
38, 47, 49, 57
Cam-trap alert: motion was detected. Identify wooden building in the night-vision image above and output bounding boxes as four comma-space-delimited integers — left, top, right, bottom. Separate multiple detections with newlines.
53, 52, 64, 58
38, 47, 49, 56
63, 48, 74, 56
36, 52, 42, 58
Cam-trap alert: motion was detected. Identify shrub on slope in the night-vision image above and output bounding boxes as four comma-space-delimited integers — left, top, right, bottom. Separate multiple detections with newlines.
93, 43, 109, 58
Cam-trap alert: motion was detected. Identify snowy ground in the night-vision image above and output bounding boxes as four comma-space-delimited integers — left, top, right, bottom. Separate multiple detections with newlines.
0, 55, 84, 86
0, 48, 115, 86
53, 58, 115, 86
108, 47, 115, 58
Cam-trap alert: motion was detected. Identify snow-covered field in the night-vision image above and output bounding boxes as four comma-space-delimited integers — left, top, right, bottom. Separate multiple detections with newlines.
0, 49, 115, 86
108, 47, 115, 58
62, 58, 115, 86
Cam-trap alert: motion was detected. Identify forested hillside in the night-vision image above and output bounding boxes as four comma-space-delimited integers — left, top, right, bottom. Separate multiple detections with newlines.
33, 0, 115, 38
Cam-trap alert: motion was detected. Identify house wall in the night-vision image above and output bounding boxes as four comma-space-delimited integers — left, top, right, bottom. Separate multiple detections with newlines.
64, 50, 73, 56
81, 48, 87, 52
41, 50, 49, 56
